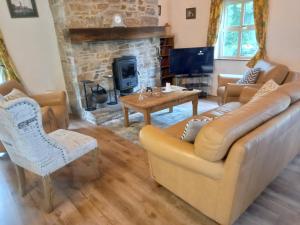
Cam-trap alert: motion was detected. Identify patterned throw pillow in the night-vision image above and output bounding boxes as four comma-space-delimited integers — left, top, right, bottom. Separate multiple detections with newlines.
4, 88, 28, 101
237, 68, 261, 84
181, 116, 213, 143
250, 79, 279, 102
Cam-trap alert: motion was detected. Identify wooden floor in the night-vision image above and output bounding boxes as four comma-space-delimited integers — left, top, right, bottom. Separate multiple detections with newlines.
0, 119, 300, 225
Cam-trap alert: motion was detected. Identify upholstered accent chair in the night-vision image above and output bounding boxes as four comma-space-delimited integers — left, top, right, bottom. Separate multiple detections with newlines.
0, 80, 69, 131
0, 97, 99, 212
217, 60, 289, 105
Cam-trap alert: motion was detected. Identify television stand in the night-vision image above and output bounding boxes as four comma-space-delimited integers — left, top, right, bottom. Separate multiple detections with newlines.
174, 73, 211, 98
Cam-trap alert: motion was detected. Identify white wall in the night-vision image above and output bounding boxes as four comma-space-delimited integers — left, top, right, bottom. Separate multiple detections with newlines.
0, 1, 66, 94
158, 0, 170, 26
267, 0, 300, 72
160, 0, 300, 95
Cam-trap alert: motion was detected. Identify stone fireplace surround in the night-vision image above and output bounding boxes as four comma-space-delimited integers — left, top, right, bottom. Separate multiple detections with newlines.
48, 0, 161, 124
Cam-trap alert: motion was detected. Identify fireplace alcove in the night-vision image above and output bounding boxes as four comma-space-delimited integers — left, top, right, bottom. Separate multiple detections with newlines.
69, 26, 166, 125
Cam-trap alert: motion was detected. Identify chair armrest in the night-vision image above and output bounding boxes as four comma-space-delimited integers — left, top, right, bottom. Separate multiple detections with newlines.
41, 106, 59, 133
218, 74, 243, 87
31, 91, 67, 107
139, 125, 224, 180
224, 83, 262, 103
239, 87, 259, 104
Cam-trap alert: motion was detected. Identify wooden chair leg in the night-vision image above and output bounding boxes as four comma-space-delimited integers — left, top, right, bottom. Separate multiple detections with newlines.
42, 175, 54, 213
14, 165, 26, 196
93, 148, 100, 178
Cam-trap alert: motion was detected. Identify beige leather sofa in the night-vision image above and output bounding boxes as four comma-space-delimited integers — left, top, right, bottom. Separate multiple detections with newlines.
0, 80, 69, 132
140, 81, 300, 225
217, 60, 289, 104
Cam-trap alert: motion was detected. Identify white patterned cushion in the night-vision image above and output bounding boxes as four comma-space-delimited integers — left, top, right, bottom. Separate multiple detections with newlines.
181, 116, 213, 143
49, 129, 98, 162
250, 79, 279, 102
237, 68, 261, 84
4, 88, 28, 101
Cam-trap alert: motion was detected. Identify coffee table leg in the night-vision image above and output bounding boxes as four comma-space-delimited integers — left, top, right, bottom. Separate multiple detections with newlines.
169, 107, 173, 113
144, 110, 151, 125
123, 106, 129, 127
192, 96, 198, 116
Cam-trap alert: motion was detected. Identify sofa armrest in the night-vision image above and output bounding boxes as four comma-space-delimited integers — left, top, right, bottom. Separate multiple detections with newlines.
224, 83, 262, 103
31, 91, 67, 107
239, 87, 259, 104
140, 125, 224, 180
218, 74, 243, 87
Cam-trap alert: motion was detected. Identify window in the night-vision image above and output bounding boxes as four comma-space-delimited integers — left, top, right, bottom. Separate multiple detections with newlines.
217, 0, 258, 59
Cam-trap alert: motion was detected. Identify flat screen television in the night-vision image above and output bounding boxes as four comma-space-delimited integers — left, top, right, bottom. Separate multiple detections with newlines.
169, 47, 214, 75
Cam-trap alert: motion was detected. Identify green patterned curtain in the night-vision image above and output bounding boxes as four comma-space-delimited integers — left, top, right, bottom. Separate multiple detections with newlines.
0, 30, 20, 82
207, 0, 224, 47
247, 0, 269, 67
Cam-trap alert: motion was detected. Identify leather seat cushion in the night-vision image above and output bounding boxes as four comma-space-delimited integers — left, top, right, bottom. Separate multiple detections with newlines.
194, 91, 291, 162
164, 102, 241, 139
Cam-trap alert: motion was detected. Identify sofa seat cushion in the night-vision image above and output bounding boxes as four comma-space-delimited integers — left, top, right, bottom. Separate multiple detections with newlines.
194, 91, 291, 162
164, 102, 242, 138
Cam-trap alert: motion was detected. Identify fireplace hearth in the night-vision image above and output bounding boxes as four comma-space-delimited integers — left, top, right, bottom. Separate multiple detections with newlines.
113, 56, 138, 96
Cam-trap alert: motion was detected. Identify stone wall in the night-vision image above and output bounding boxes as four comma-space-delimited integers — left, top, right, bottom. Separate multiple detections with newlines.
65, 0, 158, 28
49, 0, 160, 118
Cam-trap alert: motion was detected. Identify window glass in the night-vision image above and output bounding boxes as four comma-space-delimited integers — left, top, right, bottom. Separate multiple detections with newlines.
223, 31, 239, 57
218, 0, 258, 59
243, 1, 255, 26
241, 30, 258, 57
225, 3, 242, 27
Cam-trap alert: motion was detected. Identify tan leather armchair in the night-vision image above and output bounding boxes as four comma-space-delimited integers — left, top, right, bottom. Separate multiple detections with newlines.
0, 80, 69, 132
217, 60, 289, 105
238, 71, 300, 104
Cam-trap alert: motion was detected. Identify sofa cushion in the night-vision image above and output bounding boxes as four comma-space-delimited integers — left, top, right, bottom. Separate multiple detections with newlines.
194, 92, 291, 162
164, 102, 241, 139
255, 60, 289, 85
277, 81, 300, 104
250, 79, 279, 102
181, 116, 213, 143
237, 68, 261, 84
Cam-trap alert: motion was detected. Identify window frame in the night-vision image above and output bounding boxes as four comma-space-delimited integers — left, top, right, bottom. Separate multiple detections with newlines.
217, 0, 257, 60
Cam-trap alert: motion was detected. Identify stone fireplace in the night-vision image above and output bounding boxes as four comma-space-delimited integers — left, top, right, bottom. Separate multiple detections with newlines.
48, 0, 161, 124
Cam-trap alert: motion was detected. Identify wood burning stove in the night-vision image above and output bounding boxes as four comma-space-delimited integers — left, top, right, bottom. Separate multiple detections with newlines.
113, 56, 138, 96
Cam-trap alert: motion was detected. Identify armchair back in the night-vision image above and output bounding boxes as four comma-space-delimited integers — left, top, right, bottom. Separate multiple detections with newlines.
254, 60, 289, 84
0, 80, 27, 96
0, 98, 66, 175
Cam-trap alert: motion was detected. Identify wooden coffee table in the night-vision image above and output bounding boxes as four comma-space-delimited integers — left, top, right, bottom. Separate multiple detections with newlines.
120, 89, 200, 127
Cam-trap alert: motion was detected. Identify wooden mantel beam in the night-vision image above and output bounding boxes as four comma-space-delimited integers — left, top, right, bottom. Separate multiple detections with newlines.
68, 26, 166, 43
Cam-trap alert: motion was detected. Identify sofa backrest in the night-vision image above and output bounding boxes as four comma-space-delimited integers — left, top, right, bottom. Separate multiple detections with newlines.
255, 60, 289, 85
0, 80, 27, 96
278, 81, 300, 104
283, 71, 300, 84
194, 91, 292, 162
